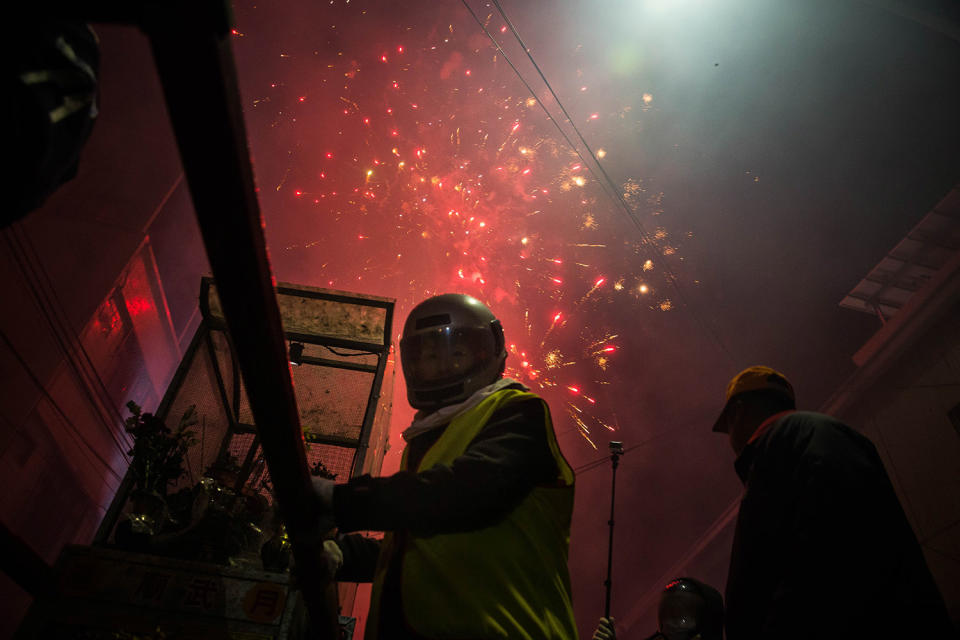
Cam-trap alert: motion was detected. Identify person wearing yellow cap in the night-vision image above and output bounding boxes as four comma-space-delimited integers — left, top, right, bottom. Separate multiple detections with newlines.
712, 366, 953, 639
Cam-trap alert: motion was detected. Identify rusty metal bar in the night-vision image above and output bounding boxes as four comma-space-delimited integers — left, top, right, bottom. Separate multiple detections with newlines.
137, 2, 337, 635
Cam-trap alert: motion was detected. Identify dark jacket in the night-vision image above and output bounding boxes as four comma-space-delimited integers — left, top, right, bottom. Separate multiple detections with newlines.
331, 395, 559, 637
726, 411, 953, 639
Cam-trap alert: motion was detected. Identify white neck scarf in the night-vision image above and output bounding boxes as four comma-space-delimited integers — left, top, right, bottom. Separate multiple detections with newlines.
402, 377, 529, 442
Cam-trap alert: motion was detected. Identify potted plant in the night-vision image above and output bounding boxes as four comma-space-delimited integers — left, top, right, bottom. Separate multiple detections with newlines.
122, 402, 197, 536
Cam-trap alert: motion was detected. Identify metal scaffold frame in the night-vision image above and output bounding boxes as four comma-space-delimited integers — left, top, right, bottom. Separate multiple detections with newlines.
28, 1, 356, 636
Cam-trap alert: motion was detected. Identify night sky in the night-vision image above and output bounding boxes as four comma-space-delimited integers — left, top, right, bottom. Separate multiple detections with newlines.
220, 1, 960, 635
71, 0, 960, 636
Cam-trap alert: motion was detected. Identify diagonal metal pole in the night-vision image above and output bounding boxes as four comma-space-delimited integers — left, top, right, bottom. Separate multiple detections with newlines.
142, 6, 338, 636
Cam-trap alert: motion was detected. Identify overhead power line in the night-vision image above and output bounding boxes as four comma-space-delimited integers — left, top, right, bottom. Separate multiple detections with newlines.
0, 328, 123, 484
457, 0, 627, 213
3, 226, 132, 465
464, 0, 737, 366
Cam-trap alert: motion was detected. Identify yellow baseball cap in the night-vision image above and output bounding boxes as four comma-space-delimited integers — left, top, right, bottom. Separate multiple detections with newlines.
712, 365, 795, 432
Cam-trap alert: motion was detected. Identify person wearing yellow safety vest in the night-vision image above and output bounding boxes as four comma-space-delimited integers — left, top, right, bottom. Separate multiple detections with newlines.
310, 293, 579, 639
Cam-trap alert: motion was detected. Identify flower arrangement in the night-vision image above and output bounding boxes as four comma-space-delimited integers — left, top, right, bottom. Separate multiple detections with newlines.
124, 401, 198, 498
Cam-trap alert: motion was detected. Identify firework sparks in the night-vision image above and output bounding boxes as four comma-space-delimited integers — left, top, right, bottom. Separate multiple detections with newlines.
232, 0, 693, 452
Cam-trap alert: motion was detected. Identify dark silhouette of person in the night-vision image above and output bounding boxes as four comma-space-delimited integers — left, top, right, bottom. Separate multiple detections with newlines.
712, 365, 953, 638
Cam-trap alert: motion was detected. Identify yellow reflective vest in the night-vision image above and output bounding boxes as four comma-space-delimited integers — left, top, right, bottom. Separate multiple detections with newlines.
366, 387, 578, 639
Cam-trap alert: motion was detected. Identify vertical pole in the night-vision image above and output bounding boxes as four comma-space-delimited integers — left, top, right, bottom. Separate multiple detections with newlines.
604, 442, 623, 619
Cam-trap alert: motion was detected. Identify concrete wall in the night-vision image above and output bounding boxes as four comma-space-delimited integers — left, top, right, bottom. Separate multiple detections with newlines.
835, 300, 960, 624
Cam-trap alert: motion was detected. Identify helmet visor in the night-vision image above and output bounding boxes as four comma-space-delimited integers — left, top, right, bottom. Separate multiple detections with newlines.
400, 326, 497, 389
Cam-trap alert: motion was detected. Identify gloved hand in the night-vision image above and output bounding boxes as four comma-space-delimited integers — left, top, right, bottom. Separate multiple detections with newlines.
312, 476, 335, 511
321, 539, 343, 581
593, 617, 616, 640
287, 477, 337, 548
309, 476, 337, 538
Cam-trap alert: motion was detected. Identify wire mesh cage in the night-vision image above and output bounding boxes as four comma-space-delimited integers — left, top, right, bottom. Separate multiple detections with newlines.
94, 278, 395, 550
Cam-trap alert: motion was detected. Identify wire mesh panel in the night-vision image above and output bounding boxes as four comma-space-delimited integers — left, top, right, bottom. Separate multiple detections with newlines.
304, 443, 358, 482
158, 332, 234, 493
236, 370, 255, 427
234, 344, 378, 444
226, 432, 258, 468
292, 364, 372, 442
208, 329, 239, 420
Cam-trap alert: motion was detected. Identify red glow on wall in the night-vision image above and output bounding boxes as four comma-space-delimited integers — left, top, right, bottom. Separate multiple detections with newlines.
125, 296, 152, 317
94, 299, 123, 337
